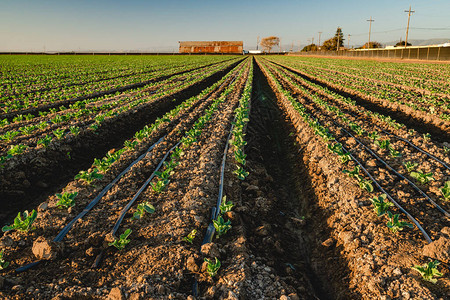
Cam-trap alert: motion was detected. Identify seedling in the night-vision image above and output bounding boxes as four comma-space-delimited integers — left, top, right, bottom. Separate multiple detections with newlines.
0, 249, 9, 270
150, 179, 169, 193
375, 139, 390, 150
7, 144, 27, 156
37, 135, 53, 148
358, 178, 374, 193
55, 191, 78, 208
219, 196, 233, 214
403, 161, 418, 173
213, 216, 231, 238
444, 146, 450, 154
204, 257, 221, 277
234, 149, 247, 165
69, 126, 80, 136
388, 147, 401, 158
343, 165, 360, 178
386, 211, 413, 233
410, 170, 434, 185
371, 194, 394, 216
75, 169, 103, 184
131, 202, 155, 220
411, 260, 443, 284
423, 133, 431, 141
53, 128, 65, 139
183, 229, 197, 244
368, 131, 380, 141
439, 181, 450, 201
124, 140, 138, 150
234, 166, 249, 180
108, 229, 132, 250
2, 209, 38, 232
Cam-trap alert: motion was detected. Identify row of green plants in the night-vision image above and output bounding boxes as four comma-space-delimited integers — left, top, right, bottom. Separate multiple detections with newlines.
267, 61, 449, 202
261, 60, 414, 236
231, 61, 253, 180
1, 56, 240, 113
0, 60, 238, 167
0, 61, 248, 273
262, 60, 446, 285
268, 57, 449, 122
0, 59, 234, 147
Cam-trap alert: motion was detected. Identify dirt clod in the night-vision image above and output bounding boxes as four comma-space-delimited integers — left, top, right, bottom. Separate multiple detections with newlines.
107, 287, 124, 300
201, 242, 220, 258
422, 235, 450, 263
32, 236, 60, 260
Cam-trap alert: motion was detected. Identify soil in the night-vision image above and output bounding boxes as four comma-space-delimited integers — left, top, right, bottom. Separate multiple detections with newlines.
0, 56, 449, 299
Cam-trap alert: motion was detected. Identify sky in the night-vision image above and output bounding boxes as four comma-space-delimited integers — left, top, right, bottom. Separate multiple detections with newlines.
1, 0, 449, 52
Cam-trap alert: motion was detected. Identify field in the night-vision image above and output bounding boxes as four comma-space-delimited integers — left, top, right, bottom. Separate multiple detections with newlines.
0, 54, 449, 299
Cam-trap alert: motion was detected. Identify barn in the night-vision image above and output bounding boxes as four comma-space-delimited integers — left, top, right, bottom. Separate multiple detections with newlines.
179, 41, 243, 54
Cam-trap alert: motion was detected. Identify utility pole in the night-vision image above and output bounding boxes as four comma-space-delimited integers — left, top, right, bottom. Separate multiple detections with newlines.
291, 41, 293, 52
367, 16, 375, 49
256, 36, 260, 50
318, 32, 322, 48
404, 6, 415, 48
347, 34, 351, 49
279, 37, 282, 52
312, 37, 314, 45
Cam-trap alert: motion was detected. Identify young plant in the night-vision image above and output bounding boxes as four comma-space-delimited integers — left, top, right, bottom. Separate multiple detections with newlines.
423, 133, 431, 141
204, 257, 221, 277
53, 128, 65, 139
371, 194, 394, 216
75, 169, 103, 184
386, 211, 413, 233
183, 229, 197, 244
124, 140, 138, 150
358, 178, 374, 193
69, 126, 80, 136
55, 191, 78, 208
131, 202, 155, 220
375, 139, 390, 150
2, 209, 38, 232
411, 260, 443, 284
439, 181, 450, 201
343, 165, 360, 178
213, 215, 232, 238
233, 166, 249, 180
403, 161, 418, 173
7, 144, 27, 156
410, 170, 434, 185
108, 229, 132, 250
0, 249, 9, 270
37, 135, 53, 148
368, 131, 380, 141
219, 196, 233, 214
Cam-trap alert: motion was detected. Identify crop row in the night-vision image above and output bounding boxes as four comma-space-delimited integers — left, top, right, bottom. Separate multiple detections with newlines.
267, 56, 450, 123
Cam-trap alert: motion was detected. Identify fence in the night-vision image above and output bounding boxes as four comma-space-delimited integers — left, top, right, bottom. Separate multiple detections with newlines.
290, 46, 450, 61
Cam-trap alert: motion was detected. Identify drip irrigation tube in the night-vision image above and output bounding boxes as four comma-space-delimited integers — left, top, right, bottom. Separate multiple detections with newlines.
338, 140, 433, 244
92, 140, 181, 268
336, 123, 450, 218
15, 135, 165, 273
382, 130, 450, 171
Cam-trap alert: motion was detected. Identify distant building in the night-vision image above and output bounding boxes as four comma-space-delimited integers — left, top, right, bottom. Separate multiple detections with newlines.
179, 41, 243, 54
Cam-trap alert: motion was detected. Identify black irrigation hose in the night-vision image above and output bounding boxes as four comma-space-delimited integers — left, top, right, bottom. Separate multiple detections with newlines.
338, 140, 433, 244
272, 61, 450, 172
382, 129, 450, 171
93, 67, 245, 268
201, 123, 235, 245
281, 90, 434, 243
15, 135, 165, 273
92, 140, 181, 268
335, 123, 450, 218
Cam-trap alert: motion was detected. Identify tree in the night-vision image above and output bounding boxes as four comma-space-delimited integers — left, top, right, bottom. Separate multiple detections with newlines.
395, 40, 412, 47
301, 44, 318, 52
260, 36, 280, 53
321, 27, 345, 51
361, 41, 382, 49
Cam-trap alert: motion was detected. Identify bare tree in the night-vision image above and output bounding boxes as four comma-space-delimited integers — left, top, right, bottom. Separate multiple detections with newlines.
260, 36, 280, 53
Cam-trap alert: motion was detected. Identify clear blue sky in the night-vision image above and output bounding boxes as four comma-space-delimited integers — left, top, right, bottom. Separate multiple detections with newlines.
1, 0, 449, 51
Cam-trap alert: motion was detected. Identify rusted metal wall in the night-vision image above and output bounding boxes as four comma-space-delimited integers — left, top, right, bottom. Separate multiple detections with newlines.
179, 41, 243, 54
